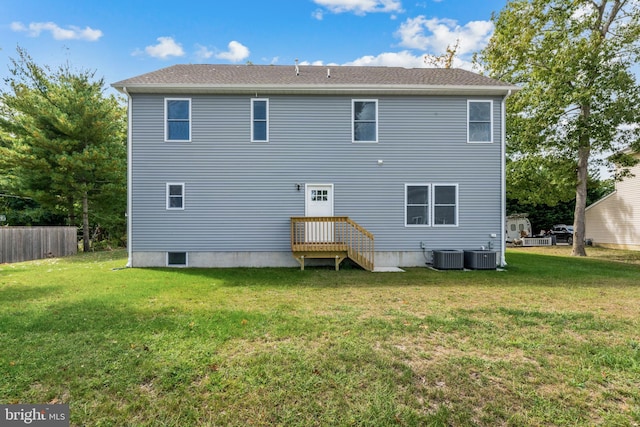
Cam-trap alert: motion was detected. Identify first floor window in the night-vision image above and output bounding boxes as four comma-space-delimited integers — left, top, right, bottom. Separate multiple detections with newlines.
166, 98, 191, 142
251, 98, 269, 142
166, 183, 185, 210
405, 184, 458, 227
433, 184, 458, 226
406, 185, 430, 226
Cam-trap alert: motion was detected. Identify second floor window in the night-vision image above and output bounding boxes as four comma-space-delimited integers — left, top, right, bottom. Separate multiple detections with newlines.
468, 100, 493, 143
252, 99, 269, 142
166, 98, 191, 142
353, 100, 378, 142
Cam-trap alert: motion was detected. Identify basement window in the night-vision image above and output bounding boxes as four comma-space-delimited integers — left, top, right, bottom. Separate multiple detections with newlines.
167, 252, 187, 267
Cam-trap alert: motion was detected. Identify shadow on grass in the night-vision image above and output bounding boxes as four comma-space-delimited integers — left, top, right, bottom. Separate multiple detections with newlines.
0, 298, 270, 337
0, 284, 64, 302
130, 249, 640, 291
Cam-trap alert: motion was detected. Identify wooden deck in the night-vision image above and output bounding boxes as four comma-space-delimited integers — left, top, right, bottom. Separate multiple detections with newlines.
290, 217, 374, 271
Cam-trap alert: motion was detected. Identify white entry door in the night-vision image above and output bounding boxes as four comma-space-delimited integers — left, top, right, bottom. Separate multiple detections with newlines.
305, 184, 334, 242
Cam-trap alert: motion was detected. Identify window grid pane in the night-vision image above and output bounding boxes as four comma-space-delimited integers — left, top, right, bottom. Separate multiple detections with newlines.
253, 121, 267, 141
167, 100, 189, 119
168, 121, 189, 141
253, 101, 267, 120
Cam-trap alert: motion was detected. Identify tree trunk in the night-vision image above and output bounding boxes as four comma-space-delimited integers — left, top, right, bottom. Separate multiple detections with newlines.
82, 191, 90, 252
572, 105, 590, 257
68, 199, 75, 227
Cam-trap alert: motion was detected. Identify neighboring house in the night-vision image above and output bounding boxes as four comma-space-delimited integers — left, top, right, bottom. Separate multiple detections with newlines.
112, 64, 517, 269
585, 150, 640, 250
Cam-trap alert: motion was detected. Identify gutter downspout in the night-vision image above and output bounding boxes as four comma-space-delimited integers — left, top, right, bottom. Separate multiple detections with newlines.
501, 89, 512, 267
122, 86, 133, 268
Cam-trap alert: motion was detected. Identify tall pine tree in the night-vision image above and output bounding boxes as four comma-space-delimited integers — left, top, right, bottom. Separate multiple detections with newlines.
0, 47, 126, 251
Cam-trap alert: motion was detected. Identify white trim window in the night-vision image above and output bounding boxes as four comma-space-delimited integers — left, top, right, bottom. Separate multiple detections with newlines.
405, 184, 459, 227
251, 98, 269, 142
165, 98, 191, 142
166, 183, 185, 210
433, 184, 458, 226
467, 100, 493, 143
167, 252, 188, 267
405, 184, 430, 226
352, 99, 378, 142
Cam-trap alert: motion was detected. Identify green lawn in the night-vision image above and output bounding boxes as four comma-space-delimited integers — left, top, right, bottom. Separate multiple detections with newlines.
1, 248, 639, 426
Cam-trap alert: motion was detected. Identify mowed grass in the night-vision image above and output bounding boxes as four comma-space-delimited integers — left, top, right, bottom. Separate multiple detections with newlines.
1, 247, 639, 426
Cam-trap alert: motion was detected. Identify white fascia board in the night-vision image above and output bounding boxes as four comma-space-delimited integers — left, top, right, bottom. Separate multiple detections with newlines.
585, 190, 617, 211
113, 83, 518, 97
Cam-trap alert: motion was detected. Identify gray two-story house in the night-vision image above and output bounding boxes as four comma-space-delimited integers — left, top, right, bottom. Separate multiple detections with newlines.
113, 64, 517, 270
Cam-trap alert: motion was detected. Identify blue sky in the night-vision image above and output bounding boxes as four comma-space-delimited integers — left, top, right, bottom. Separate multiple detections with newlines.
1, 0, 508, 91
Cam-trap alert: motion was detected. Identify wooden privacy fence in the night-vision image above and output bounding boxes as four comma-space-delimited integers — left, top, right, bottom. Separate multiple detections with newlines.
0, 227, 77, 264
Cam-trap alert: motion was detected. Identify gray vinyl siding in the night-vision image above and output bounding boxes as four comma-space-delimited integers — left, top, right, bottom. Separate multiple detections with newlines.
130, 94, 504, 253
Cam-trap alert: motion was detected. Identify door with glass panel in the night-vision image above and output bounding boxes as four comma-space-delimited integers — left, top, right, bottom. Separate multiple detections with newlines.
305, 184, 334, 242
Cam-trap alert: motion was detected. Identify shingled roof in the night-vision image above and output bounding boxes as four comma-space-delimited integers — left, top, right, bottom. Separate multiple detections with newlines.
112, 64, 517, 96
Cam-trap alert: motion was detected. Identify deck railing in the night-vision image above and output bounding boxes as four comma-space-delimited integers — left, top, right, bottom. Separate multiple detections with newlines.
290, 216, 374, 271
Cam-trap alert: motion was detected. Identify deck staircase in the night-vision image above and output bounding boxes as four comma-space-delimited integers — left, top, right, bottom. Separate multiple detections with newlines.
290, 217, 374, 271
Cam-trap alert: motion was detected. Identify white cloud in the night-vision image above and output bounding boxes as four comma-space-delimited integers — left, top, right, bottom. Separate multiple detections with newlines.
395, 15, 493, 56
144, 37, 185, 59
343, 50, 476, 70
313, 0, 403, 16
343, 51, 425, 68
299, 60, 327, 66
195, 44, 214, 61
215, 41, 250, 63
570, 2, 596, 21
312, 9, 325, 20
10, 21, 102, 41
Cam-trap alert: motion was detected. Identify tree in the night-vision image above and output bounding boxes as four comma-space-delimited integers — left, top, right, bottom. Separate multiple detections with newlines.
0, 47, 127, 251
476, 0, 640, 256
507, 175, 614, 232
424, 39, 460, 68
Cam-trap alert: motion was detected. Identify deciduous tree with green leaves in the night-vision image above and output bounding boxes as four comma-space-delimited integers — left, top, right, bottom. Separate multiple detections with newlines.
0, 47, 126, 251
476, 0, 640, 256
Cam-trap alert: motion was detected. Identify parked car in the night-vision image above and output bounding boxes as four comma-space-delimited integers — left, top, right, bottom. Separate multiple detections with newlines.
549, 224, 574, 244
